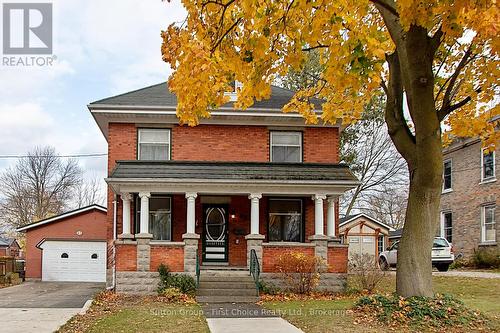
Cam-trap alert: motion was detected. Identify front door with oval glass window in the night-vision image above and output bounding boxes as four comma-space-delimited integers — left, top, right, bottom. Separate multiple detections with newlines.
202, 205, 229, 262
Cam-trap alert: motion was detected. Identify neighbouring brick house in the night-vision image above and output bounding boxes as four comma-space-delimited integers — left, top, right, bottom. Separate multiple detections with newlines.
0, 237, 22, 258
439, 135, 498, 259
89, 82, 358, 294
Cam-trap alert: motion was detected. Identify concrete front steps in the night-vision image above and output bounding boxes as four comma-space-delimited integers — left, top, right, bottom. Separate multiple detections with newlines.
196, 266, 260, 303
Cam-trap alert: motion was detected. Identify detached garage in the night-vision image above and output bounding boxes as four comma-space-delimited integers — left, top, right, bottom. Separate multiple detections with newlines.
338, 214, 394, 261
16, 205, 107, 282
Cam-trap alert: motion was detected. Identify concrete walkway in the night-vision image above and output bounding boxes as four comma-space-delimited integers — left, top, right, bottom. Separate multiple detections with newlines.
201, 303, 304, 333
0, 308, 81, 333
207, 317, 304, 333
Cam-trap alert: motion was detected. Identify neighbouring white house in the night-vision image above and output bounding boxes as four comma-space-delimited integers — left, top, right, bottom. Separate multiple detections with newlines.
339, 213, 395, 260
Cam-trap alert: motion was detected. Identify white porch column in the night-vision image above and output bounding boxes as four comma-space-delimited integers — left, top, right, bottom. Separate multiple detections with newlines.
120, 193, 133, 238
249, 193, 262, 235
312, 194, 326, 236
138, 191, 151, 237
185, 192, 198, 234
327, 197, 337, 238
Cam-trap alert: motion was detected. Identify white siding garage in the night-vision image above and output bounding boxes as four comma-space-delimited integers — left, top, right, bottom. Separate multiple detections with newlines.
40, 240, 106, 282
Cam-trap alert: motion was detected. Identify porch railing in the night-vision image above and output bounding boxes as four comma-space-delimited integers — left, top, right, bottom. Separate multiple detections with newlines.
195, 251, 201, 287
249, 249, 260, 295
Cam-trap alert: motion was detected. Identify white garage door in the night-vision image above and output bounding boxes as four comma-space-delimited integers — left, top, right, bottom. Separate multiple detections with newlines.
348, 236, 376, 259
40, 241, 106, 282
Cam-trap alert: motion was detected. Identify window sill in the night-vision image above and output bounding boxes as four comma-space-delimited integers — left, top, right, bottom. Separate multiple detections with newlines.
441, 188, 453, 194
480, 178, 497, 185
478, 242, 497, 247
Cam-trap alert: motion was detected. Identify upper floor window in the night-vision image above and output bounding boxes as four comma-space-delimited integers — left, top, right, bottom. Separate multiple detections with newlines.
481, 149, 495, 181
138, 129, 171, 161
443, 160, 452, 191
270, 131, 302, 163
481, 205, 496, 243
225, 81, 242, 102
441, 211, 453, 243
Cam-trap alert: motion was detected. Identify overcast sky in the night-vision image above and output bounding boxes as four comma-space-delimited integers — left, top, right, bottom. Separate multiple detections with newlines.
0, 0, 186, 186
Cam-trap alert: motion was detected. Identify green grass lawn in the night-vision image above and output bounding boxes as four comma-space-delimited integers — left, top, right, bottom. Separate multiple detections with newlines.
86, 304, 209, 333
57, 295, 209, 333
262, 275, 500, 333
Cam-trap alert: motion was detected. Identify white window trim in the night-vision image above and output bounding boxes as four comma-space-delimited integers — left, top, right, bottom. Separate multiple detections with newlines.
442, 159, 453, 193
224, 81, 243, 102
270, 131, 303, 163
480, 148, 496, 183
138, 128, 171, 161
481, 204, 496, 243
440, 211, 452, 240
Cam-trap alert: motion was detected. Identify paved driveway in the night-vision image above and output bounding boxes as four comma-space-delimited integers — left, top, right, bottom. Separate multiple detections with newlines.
0, 282, 104, 333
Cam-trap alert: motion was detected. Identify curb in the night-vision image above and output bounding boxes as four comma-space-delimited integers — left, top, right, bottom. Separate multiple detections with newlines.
79, 299, 93, 315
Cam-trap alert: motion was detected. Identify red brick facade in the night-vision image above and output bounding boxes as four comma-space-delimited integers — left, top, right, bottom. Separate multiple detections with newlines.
327, 246, 348, 273
107, 122, 346, 274
24, 209, 107, 279
150, 246, 184, 272
115, 244, 137, 271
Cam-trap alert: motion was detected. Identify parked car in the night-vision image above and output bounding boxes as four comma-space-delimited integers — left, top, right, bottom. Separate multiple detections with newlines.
379, 237, 454, 272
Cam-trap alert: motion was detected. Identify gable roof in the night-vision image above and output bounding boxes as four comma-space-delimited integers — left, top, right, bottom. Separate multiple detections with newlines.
89, 82, 324, 110
16, 204, 107, 232
0, 237, 15, 247
339, 213, 395, 231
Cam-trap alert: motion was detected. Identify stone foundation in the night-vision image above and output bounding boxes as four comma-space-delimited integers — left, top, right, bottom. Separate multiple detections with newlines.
260, 272, 347, 293
115, 271, 160, 295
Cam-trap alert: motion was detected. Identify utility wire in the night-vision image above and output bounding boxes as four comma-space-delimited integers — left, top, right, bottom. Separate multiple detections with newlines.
0, 153, 107, 159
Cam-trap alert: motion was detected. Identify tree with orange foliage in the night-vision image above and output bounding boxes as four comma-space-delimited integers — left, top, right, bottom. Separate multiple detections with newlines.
161, 0, 499, 297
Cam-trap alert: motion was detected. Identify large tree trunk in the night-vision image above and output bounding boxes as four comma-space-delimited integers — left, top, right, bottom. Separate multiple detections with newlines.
396, 146, 442, 297
381, 23, 443, 297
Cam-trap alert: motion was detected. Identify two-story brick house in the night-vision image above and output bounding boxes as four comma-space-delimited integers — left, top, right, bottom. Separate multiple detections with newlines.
89, 82, 358, 294
439, 136, 498, 259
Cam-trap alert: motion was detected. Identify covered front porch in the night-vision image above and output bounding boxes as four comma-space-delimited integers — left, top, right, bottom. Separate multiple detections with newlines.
107, 161, 358, 293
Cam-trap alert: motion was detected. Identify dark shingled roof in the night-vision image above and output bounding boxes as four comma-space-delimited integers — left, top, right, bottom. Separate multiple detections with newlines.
89, 82, 323, 110
389, 229, 403, 238
0, 237, 16, 247
109, 161, 357, 182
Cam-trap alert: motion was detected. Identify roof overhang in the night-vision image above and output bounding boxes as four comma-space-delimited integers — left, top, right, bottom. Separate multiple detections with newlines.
106, 177, 359, 196
88, 105, 340, 141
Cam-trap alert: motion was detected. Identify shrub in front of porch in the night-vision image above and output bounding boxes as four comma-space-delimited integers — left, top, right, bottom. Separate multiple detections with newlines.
157, 264, 196, 297
348, 253, 386, 293
275, 251, 327, 294
355, 293, 489, 330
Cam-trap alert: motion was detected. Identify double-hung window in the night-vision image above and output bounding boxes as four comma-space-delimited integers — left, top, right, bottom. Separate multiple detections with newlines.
268, 199, 303, 242
482, 205, 496, 243
270, 131, 302, 163
481, 149, 495, 181
443, 159, 452, 191
441, 212, 453, 243
136, 196, 172, 241
138, 129, 171, 161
